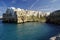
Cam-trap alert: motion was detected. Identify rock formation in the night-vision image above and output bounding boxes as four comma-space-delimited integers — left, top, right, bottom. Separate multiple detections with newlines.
50, 34, 60, 40
2, 7, 49, 23
46, 10, 60, 24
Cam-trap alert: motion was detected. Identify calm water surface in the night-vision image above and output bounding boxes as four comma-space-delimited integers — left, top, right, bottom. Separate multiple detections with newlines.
0, 21, 60, 40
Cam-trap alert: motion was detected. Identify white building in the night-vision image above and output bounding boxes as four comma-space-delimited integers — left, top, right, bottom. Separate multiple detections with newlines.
5, 7, 50, 18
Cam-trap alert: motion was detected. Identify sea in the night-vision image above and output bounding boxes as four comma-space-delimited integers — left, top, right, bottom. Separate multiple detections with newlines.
0, 20, 60, 40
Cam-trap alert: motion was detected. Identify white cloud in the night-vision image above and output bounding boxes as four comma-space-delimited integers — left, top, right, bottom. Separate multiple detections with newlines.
11, 0, 17, 4
50, 0, 58, 3
29, 0, 39, 9
0, 11, 1, 13
0, 10, 3, 16
1, 1, 7, 7
40, 8, 51, 10
12, 1, 15, 3
0, 7, 7, 16
22, 0, 27, 1
28, 0, 59, 12
38, 8, 53, 12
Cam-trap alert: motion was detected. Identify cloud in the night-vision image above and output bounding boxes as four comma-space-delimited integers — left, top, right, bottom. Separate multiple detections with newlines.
29, 0, 39, 9
11, 0, 17, 4
1, 1, 7, 7
27, 0, 60, 12
22, 0, 27, 1
0, 10, 3, 16
50, 0, 58, 3
0, 7, 7, 15
12, 1, 15, 3
40, 8, 51, 10
0, 11, 1, 13
0, 1, 7, 15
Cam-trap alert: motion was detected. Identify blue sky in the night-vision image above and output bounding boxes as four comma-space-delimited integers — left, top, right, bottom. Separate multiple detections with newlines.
0, 0, 60, 16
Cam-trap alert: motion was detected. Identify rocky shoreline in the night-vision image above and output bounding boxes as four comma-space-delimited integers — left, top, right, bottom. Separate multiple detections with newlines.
50, 34, 60, 40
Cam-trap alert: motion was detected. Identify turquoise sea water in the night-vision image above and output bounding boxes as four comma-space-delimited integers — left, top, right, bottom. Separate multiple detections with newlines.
0, 21, 60, 40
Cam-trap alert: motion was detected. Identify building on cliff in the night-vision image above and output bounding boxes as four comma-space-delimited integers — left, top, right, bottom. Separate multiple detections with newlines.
2, 7, 50, 23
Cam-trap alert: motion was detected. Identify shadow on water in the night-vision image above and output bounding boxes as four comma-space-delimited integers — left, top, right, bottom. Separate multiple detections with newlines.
0, 21, 60, 40
37, 23, 60, 40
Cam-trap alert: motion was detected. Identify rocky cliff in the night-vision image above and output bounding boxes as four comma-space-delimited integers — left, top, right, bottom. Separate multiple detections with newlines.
46, 10, 60, 24
2, 7, 47, 23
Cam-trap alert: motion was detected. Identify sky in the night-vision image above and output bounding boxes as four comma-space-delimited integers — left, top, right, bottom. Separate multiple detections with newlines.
0, 0, 60, 16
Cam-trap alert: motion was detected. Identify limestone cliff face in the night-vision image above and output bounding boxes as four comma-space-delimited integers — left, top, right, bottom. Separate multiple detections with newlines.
12, 8, 46, 23
16, 15, 46, 23
2, 7, 47, 23
15, 9, 28, 23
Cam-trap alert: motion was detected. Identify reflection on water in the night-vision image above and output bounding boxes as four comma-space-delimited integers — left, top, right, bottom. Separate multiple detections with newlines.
0, 22, 60, 40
